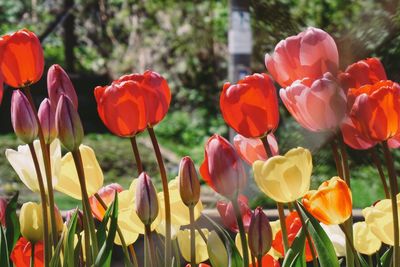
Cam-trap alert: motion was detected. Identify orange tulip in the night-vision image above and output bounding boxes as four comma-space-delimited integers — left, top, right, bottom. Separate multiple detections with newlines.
302, 177, 352, 225
89, 183, 123, 221
10, 237, 44, 267
0, 29, 44, 88
220, 73, 279, 138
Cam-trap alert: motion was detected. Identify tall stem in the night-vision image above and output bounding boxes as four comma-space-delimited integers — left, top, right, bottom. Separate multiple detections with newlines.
232, 198, 249, 267
382, 141, 400, 266
81, 199, 92, 266
189, 205, 196, 267
23, 87, 58, 247
260, 135, 273, 158
130, 136, 143, 175
28, 143, 50, 267
257, 255, 262, 267
339, 224, 361, 267
30, 242, 35, 267
147, 127, 171, 266
145, 224, 156, 267
276, 203, 289, 253
330, 140, 344, 179
71, 149, 99, 259
370, 147, 390, 198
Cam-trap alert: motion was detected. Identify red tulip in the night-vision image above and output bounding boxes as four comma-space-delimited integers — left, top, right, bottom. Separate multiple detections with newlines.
89, 183, 123, 221
47, 64, 78, 108
10, 237, 44, 267
200, 134, 247, 200
0, 197, 6, 226
0, 29, 44, 88
280, 72, 346, 132
220, 73, 279, 138
348, 80, 400, 142
340, 116, 377, 150
272, 211, 315, 262
265, 27, 338, 88
233, 133, 278, 165
249, 254, 280, 267
216, 195, 252, 233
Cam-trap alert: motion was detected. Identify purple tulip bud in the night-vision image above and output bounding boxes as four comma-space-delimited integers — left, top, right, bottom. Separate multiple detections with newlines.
248, 207, 273, 257
47, 64, 78, 109
55, 94, 83, 151
178, 156, 200, 207
135, 172, 159, 225
38, 98, 57, 144
65, 208, 84, 233
11, 90, 39, 144
0, 197, 7, 226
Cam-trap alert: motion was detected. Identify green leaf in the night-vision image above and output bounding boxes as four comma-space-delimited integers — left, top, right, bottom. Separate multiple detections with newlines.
282, 225, 306, 267
95, 193, 118, 267
49, 231, 65, 267
5, 193, 20, 252
63, 209, 79, 267
379, 247, 393, 267
0, 224, 10, 267
298, 203, 339, 267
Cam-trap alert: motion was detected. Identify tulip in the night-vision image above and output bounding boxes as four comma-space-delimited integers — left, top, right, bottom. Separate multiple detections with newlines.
220, 73, 279, 138
248, 207, 273, 258
340, 116, 377, 150
20, 202, 43, 243
185, 264, 211, 267
136, 172, 159, 225
53, 205, 64, 235
280, 72, 346, 132
353, 221, 381, 255
302, 177, 352, 225
253, 147, 312, 203
265, 27, 338, 88
178, 156, 200, 207
233, 133, 278, 165
47, 64, 78, 108
207, 231, 228, 267
0, 29, 44, 88
177, 228, 209, 263
11, 90, 39, 144
94, 70, 171, 137
200, 134, 247, 200
249, 254, 280, 267
38, 98, 57, 144
10, 237, 44, 267
55, 144, 104, 199
0, 197, 6, 226
65, 209, 84, 233
6, 139, 61, 193
216, 195, 252, 233
89, 183, 123, 220
320, 223, 346, 257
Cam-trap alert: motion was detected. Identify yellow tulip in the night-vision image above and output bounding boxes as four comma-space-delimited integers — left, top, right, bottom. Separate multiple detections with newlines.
177, 228, 209, 263
269, 220, 282, 259
20, 202, 43, 243
253, 147, 312, 203
207, 231, 228, 267
235, 233, 251, 259
55, 145, 104, 199
353, 222, 381, 255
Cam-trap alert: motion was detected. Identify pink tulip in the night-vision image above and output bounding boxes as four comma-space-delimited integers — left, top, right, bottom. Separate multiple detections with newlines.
0, 197, 7, 226
280, 72, 346, 132
233, 134, 278, 165
265, 27, 338, 88
38, 98, 57, 144
216, 195, 252, 233
47, 64, 78, 109
89, 183, 123, 221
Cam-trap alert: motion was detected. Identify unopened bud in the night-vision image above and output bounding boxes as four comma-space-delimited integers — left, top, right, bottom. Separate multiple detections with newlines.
248, 207, 272, 257
178, 156, 200, 207
38, 98, 57, 144
65, 208, 84, 233
20, 202, 43, 243
135, 172, 159, 225
47, 64, 78, 108
55, 94, 83, 151
11, 90, 38, 144
207, 231, 228, 267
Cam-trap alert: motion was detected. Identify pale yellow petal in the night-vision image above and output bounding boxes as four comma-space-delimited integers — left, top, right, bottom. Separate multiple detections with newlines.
235, 233, 251, 259
177, 229, 209, 263
353, 222, 381, 255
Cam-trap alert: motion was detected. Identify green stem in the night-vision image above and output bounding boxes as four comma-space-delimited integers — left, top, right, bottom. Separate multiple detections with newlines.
81, 196, 92, 266
147, 127, 172, 266
382, 141, 400, 266
28, 143, 50, 267
189, 205, 196, 267
71, 149, 99, 260
232, 198, 249, 267
339, 224, 361, 267
129, 245, 139, 267
330, 140, 344, 179
145, 224, 156, 267
277, 202, 289, 253
130, 136, 144, 175
257, 254, 262, 267
194, 223, 208, 243
30, 242, 35, 267
370, 147, 390, 198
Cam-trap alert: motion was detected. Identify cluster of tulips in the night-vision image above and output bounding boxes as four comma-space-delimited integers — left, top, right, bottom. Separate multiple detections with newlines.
0, 26, 400, 267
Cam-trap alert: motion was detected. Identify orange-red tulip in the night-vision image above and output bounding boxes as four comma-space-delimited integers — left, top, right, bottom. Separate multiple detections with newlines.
216, 195, 252, 233
10, 237, 44, 267
340, 116, 377, 150
200, 134, 247, 200
94, 70, 171, 137
233, 133, 278, 165
249, 254, 280, 267
0, 29, 44, 88
348, 80, 400, 142
89, 183, 123, 221
302, 177, 352, 225
220, 73, 279, 138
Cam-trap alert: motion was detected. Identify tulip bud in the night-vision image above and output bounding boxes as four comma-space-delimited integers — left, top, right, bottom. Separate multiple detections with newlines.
20, 202, 43, 243
47, 64, 78, 108
0, 197, 7, 226
207, 231, 228, 267
65, 208, 84, 233
11, 90, 39, 144
248, 207, 272, 258
38, 98, 57, 144
53, 205, 64, 234
135, 172, 159, 225
55, 94, 84, 151
178, 156, 200, 207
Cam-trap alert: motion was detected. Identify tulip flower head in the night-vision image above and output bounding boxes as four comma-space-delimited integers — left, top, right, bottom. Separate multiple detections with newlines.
248, 207, 273, 258
253, 147, 312, 203
11, 237, 44, 267
200, 134, 247, 200
38, 98, 57, 144
11, 90, 39, 144
177, 228, 210, 263
135, 172, 159, 225
89, 183, 123, 221
20, 202, 43, 243
178, 156, 200, 207
320, 223, 346, 257
47, 64, 78, 109
220, 73, 279, 138
303, 176, 352, 225
216, 195, 252, 233
233, 133, 278, 165
353, 221, 381, 255
0, 29, 44, 88
265, 27, 338, 88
